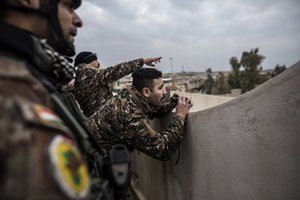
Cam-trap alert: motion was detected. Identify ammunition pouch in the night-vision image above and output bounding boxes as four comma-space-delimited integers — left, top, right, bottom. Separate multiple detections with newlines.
87, 151, 114, 200
104, 145, 131, 200
88, 145, 131, 200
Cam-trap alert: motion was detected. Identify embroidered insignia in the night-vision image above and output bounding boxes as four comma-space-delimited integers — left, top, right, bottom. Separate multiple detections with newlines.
34, 105, 70, 132
48, 135, 90, 199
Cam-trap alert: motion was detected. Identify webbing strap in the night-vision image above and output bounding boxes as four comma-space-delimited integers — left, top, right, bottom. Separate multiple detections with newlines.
51, 92, 107, 158
51, 93, 88, 140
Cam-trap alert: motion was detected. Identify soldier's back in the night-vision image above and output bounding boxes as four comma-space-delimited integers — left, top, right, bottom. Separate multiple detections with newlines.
0, 53, 91, 199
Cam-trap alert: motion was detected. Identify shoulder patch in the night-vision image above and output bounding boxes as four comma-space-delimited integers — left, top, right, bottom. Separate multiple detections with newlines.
48, 135, 90, 199
33, 105, 66, 129
20, 102, 70, 133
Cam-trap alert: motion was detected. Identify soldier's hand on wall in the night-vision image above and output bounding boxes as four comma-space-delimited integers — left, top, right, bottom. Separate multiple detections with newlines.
175, 95, 193, 119
143, 57, 162, 67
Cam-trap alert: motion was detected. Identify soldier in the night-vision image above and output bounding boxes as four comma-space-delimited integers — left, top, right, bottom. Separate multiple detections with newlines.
73, 51, 162, 117
0, 0, 114, 199
89, 68, 193, 161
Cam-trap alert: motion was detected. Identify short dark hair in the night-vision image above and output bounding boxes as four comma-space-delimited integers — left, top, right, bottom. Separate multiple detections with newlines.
132, 68, 162, 92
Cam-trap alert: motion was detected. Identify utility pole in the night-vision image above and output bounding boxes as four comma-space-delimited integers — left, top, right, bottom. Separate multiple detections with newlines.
169, 57, 173, 75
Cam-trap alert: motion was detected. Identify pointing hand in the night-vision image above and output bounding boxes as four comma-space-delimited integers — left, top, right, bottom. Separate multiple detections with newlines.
143, 57, 162, 67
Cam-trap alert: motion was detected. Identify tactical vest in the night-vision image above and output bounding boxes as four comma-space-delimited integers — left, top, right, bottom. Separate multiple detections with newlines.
53, 90, 132, 200
50, 90, 115, 200
0, 55, 95, 200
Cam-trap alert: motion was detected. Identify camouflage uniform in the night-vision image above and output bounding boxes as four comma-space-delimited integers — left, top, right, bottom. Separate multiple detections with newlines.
0, 22, 91, 200
74, 59, 144, 117
89, 87, 185, 161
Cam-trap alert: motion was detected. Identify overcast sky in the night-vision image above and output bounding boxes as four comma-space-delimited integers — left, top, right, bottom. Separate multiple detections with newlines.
75, 0, 300, 73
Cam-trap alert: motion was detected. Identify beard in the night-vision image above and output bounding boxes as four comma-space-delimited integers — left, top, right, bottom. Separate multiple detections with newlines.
148, 95, 164, 107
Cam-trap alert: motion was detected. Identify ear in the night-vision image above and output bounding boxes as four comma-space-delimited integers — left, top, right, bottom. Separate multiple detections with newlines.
18, 0, 36, 8
142, 87, 151, 98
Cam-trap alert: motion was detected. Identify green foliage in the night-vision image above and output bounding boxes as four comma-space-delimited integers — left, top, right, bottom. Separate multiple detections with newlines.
228, 48, 265, 93
211, 72, 231, 95
203, 74, 214, 94
206, 68, 212, 74
228, 57, 241, 89
228, 71, 240, 89
272, 64, 286, 77
198, 71, 231, 95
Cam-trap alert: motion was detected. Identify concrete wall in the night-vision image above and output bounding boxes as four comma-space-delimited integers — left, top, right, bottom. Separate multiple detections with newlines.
183, 93, 234, 112
131, 61, 300, 200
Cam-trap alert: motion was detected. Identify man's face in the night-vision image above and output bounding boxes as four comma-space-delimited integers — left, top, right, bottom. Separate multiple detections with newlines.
147, 78, 167, 107
56, 0, 82, 55
90, 60, 100, 68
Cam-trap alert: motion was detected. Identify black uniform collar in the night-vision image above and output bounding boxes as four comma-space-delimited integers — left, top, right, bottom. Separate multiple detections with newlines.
1, 22, 34, 57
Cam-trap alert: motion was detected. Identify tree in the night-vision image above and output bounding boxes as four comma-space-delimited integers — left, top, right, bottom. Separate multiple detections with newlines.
198, 68, 214, 94
206, 68, 212, 74
211, 72, 231, 95
228, 48, 265, 93
228, 57, 241, 89
272, 64, 286, 77
203, 73, 214, 94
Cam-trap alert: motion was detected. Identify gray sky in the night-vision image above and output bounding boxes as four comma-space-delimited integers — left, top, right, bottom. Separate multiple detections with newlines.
75, 0, 300, 73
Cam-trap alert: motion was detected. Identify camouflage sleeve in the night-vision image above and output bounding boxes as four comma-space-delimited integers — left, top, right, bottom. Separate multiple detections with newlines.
148, 101, 177, 119
122, 112, 185, 161
102, 58, 144, 83
75, 64, 101, 86
76, 58, 143, 86
89, 97, 185, 161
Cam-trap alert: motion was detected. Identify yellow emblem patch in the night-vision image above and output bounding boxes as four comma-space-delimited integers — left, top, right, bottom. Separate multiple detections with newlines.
48, 135, 90, 199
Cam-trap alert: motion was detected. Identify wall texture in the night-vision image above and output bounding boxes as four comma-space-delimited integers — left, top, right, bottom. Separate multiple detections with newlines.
131, 61, 300, 200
